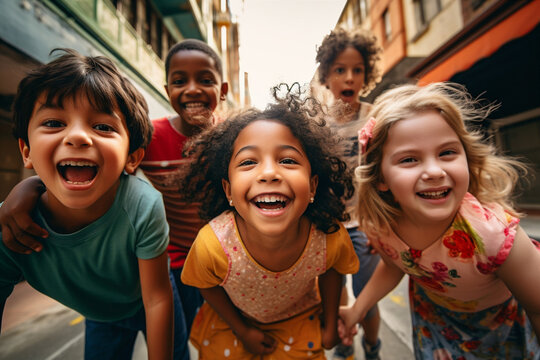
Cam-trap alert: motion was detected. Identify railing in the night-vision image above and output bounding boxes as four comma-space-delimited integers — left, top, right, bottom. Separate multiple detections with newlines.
61, 0, 166, 94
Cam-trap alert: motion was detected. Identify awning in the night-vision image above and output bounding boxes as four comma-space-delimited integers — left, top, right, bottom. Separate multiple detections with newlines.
412, 0, 540, 85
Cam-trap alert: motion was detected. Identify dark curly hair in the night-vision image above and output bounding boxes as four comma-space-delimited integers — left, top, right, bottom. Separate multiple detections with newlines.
178, 84, 354, 234
316, 27, 382, 97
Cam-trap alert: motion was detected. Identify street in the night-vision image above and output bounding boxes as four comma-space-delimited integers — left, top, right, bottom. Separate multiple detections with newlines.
0, 277, 414, 359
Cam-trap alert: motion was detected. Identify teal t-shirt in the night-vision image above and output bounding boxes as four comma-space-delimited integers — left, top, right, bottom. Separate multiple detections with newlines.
0, 174, 169, 322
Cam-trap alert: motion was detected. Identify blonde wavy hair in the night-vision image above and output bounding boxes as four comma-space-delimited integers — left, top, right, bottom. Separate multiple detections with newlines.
356, 82, 528, 234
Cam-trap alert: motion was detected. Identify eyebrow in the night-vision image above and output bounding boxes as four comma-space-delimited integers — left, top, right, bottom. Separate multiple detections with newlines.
233, 144, 304, 159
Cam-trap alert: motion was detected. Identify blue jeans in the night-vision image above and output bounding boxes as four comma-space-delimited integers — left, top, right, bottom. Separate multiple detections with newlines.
170, 267, 204, 335
349, 228, 380, 320
84, 271, 189, 360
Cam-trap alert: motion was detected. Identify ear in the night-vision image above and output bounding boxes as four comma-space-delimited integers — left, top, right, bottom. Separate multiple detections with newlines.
220, 82, 229, 101
18, 138, 34, 169
310, 174, 319, 199
164, 84, 170, 99
377, 181, 389, 192
222, 178, 232, 203
124, 148, 145, 174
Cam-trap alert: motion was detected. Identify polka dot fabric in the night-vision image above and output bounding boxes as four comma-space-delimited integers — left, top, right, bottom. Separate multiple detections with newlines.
211, 211, 326, 323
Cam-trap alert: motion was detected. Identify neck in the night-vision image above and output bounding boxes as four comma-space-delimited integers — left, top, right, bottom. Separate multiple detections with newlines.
393, 215, 454, 250
39, 181, 120, 234
235, 214, 311, 272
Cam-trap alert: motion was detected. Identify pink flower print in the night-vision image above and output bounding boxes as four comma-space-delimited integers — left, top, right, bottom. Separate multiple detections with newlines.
409, 248, 422, 260
441, 326, 461, 340
443, 230, 475, 259
431, 262, 448, 281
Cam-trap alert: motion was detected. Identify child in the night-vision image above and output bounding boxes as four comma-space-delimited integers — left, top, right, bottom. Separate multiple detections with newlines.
137, 38, 228, 340
178, 86, 359, 359
0, 39, 228, 358
315, 27, 383, 360
0, 49, 174, 359
339, 82, 540, 359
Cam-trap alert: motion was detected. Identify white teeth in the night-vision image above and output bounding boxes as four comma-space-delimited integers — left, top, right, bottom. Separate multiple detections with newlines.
419, 190, 449, 199
66, 180, 92, 185
58, 160, 96, 167
421, 190, 446, 197
184, 102, 206, 109
254, 194, 287, 203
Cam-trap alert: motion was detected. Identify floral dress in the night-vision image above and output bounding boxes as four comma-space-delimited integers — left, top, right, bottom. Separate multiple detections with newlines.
371, 193, 540, 359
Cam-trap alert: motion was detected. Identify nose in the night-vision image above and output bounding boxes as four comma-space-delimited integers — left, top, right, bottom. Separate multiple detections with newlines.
185, 79, 201, 96
422, 160, 445, 181
64, 123, 92, 148
345, 69, 354, 83
257, 160, 281, 183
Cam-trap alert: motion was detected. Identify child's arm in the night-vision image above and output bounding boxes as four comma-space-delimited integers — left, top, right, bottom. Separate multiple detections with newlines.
139, 252, 174, 360
339, 256, 404, 345
0, 176, 47, 253
200, 286, 277, 355
318, 268, 342, 349
497, 226, 540, 341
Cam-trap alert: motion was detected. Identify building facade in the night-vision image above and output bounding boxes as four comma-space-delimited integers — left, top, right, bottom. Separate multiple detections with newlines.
0, 0, 241, 200
335, 0, 540, 212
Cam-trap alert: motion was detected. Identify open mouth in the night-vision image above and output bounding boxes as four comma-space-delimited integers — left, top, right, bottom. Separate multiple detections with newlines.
341, 90, 355, 97
57, 160, 98, 185
253, 194, 289, 210
417, 189, 450, 200
183, 102, 210, 113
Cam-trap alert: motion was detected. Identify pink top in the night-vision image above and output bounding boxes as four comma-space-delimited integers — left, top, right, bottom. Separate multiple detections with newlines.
372, 193, 521, 312
182, 211, 359, 323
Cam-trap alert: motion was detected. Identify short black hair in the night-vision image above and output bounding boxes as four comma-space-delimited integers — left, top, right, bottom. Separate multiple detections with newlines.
165, 39, 223, 79
178, 84, 354, 234
13, 48, 152, 153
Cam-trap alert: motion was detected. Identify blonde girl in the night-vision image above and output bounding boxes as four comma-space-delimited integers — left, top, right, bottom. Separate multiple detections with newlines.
340, 82, 540, 359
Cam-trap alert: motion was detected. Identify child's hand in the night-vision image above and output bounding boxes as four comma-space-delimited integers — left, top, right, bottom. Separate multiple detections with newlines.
337, 315, 358, 346
0, 176, 47, 254
321, 322, 340, 349
237, 326, 277, 355
338, 305, 360, 346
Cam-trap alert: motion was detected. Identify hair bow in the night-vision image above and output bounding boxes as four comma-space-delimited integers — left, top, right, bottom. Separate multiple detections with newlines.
358, 117, 376, 155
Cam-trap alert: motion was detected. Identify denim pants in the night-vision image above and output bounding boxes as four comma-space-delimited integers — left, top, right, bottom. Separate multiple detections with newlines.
349, 227, 380, 320
170, 266, 204, 335
84, 271, 189, 360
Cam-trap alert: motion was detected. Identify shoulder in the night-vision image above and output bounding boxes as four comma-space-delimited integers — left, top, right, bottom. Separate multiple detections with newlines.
325, 222, 360, 274
454, 193, 519, 271
116, 175, 166, 223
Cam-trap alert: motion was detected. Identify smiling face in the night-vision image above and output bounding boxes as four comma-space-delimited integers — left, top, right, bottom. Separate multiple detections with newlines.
165, 50, 228, 137
325, 46, 365, 110
222, 120, 318, 238
378, 111, 469, 230
19, 93, 142, 218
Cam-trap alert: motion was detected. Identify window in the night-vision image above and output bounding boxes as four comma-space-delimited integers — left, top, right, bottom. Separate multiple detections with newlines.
413, 0, 442, 27
383, 8, 391, 41
359, 0, 368, 22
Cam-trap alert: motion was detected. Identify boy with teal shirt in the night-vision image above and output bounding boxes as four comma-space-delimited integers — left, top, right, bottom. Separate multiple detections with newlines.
0, 49, 174, 360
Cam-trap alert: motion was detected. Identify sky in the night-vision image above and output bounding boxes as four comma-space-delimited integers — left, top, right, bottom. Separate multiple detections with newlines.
232, 0, 347, 108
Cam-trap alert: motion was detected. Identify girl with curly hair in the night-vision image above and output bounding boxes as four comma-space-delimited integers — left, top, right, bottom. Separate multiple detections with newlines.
339, 82, 540, 359
179, 85, 359, 359
315, 27, 383, 360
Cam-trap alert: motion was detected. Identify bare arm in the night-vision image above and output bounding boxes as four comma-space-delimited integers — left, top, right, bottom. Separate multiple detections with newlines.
339, 255, 404, 345
318, 268, 342, 349
0, 176, 47, 253
497, 226, 540, 341
139, 252, 174, 360
199, 286, 276, 355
